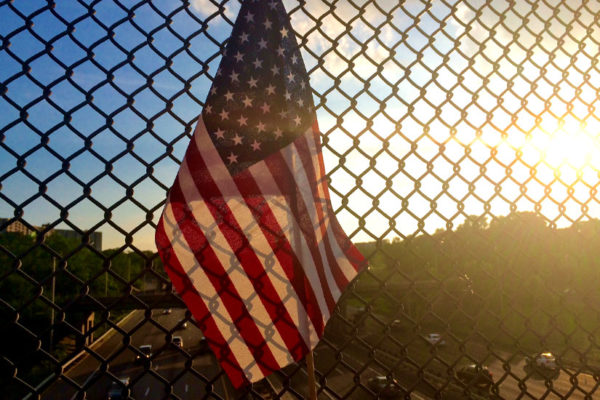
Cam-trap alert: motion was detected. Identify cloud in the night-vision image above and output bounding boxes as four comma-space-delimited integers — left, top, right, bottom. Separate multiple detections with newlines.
450, 0, 599, 75
190, 0, 236, 19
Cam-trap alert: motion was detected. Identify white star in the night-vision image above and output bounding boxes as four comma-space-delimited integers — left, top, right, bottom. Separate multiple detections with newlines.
210, 86, 217, 95
280, 27, 289, 38
274, 128, 283, 139
258, 38, 268, 49
232, 133, 243, 145
242, 96, 253, 108
244, 12, 254, 23
216, 67, 222, 76
276, 46, 285, 57
265, 84, 276, 95
224, 91, 234, 101
293, 115, 302, 126
263, 18, 272, 30
286, 71, 295, 83
227, 152, 238, 164
251, 140, 261, 151
234, 51, 244, 62
230, 70, 239, 82
297, 98, 304, 107
213, 128, 225, 139
237, 115, 248, 126
268, 1, 277, 10
248, 76, 258, 88
300, 81, 306, 89
219, 109, 229, 120
284, 90, 292, 101
253, 58, 263, 69
204, 105, 213, 114
291, 54, 298, 64
271, 65, 280, 75
260, 102, 270, 113
278, 109, 288, 118
240, 32, 249, 43
256, 121, 266, 133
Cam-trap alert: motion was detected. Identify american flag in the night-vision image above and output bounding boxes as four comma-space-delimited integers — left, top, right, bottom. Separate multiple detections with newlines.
155, 0, 365, 388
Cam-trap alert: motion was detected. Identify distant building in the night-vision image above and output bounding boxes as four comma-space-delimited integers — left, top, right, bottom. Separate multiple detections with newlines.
0, 218, 103, 251
0, 218, 36, 236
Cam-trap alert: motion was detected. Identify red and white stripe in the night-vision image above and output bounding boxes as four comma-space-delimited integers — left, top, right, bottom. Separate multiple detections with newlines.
156, 116, 364, 387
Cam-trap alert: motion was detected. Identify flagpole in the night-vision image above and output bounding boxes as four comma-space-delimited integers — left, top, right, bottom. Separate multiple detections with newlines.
306, 349, 317, 400
289, 150, 318, 400
220, 371, 230, 400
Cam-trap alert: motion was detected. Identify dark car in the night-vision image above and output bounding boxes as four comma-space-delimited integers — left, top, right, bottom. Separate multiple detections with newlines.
172, 336, 183, 348
524, 352, 560, 379
107, 377, 129, 400
176, 321, 188, 330
422, 333, 446, 346
251, 379, 276, 399
367, 376, 406, 398
198, 336, 210, 353
134, 344, 152, 364
456, 364, 493, 388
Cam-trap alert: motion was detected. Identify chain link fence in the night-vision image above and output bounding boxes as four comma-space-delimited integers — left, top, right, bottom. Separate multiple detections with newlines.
1, 0, 600, 398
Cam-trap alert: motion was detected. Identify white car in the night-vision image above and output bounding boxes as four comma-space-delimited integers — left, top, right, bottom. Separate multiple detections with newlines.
524, 352, 559, 379
526, 352, 558, 370
107, 377, 129, 400
535, 352, 557, 368
423, 333, 446, 346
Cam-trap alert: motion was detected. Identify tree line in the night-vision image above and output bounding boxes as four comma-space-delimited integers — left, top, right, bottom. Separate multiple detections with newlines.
0, 230, 161, 397
353, 212, 600, 366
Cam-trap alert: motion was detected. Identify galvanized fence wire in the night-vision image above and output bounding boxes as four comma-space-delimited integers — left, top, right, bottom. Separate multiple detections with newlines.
1, 0, 600, 398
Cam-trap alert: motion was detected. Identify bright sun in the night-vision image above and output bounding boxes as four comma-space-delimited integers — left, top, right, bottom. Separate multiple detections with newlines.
522, 120, 600, 172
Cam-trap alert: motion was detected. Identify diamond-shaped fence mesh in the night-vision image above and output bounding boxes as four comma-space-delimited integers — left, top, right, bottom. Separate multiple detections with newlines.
1, 0, 600, 399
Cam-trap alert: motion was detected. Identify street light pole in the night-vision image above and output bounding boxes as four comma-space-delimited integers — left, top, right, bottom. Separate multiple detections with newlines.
49, 256, 56, 351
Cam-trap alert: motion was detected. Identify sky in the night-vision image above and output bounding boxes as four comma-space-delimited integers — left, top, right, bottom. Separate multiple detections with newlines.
1, 0, 599, 251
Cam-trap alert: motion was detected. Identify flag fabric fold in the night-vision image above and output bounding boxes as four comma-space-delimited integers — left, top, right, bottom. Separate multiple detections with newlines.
155, 0, 365, 388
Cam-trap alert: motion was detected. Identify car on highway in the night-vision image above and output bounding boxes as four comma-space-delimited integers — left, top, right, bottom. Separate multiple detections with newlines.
178, 321, 188, 329
423, 333, 446, 346
199, 336, 210, 352
135, 344, 153, 364
456, 364, 493, 388
390, 320, 403, 330
251, 379, 276, 399
524, 352, 560, 379
367, 376, 405, 398
107, 377, 129, 400
173, 336, 183, 348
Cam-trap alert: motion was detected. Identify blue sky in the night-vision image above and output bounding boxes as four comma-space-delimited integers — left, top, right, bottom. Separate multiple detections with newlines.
2, 0, 599, 251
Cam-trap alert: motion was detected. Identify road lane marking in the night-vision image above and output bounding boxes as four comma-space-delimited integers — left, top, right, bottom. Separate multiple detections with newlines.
144, 387, 150, 397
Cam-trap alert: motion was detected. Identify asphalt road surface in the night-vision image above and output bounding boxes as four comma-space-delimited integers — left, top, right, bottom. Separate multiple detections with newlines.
41, 309, 598, 399
337, 323, 599, 399
42, 309, 232, 400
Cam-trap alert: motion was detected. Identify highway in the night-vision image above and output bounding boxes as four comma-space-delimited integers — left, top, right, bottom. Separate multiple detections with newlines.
42, 309, 232, 400
41, 308, 598, 399
343, 324, 598, 399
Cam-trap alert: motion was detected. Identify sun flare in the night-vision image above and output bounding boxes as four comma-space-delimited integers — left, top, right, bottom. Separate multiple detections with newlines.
520, 121, 600, 172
